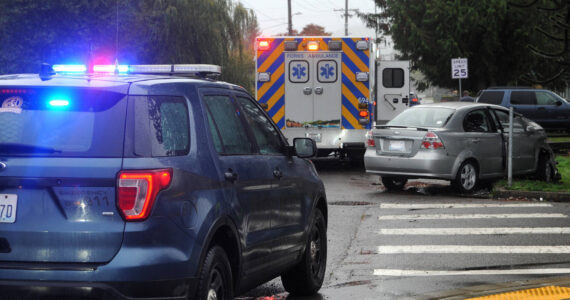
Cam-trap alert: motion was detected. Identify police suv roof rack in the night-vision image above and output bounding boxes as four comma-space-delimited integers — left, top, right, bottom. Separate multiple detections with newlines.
46, 63, 222, 80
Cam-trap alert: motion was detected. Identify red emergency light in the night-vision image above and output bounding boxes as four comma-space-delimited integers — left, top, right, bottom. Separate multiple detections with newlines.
258, 40, 270, 51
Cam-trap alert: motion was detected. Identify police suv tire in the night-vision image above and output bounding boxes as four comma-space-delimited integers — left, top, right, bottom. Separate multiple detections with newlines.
195, 246, 233, 300
536, 154, 553, 182
381, 177, 408, 190
453, 160, 478, 193
281, 209, 327, 296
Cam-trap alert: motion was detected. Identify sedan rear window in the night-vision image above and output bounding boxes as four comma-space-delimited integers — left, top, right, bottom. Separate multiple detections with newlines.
0, 88, 127, 157
388, 107, 454, 128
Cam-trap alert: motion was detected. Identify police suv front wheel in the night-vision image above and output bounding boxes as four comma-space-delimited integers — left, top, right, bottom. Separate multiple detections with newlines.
281, 209, 327, 296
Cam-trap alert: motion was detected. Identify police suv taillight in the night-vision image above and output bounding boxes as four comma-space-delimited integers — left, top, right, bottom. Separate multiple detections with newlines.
421, 132, 444, 149
117, 169, 172, 221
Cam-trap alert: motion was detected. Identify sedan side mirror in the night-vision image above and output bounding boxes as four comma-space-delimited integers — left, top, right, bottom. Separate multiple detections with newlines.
526, 125, 536, 133
556, 100, 563, 106
293, 138, 317, 158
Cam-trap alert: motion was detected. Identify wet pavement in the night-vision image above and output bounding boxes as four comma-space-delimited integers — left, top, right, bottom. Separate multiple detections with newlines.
237, 158, 570, 300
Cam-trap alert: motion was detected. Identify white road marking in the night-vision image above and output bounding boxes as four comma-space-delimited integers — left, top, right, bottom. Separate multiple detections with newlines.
379, 203, 553, 209
376, 245, 570, 254
373, 268, 570, 276
378, 227, 570, 235
378, 213, 567, 220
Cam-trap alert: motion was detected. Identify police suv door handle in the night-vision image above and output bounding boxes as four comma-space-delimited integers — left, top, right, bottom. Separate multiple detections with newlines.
303, 87, 313, 95
314, 87, 323, 95
273, 168, 283, 178
224, 169, 238, 183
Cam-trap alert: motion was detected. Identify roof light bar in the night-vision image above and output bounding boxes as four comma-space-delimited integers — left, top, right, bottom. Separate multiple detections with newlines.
93, 65, 129, 73
53, 65, 87, 73
128, 65, 172, 73
173, 64, 221, 74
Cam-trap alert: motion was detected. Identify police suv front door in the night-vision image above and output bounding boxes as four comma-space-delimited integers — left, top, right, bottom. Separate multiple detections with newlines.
284, 52, 342, 145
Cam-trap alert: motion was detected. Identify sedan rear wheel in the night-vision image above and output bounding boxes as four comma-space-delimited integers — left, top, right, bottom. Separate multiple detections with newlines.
536, 154, 553, 182
453, 161, 478, 193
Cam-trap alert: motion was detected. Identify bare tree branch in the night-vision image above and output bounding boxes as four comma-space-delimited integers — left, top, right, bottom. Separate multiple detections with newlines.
508, 0, 539, 8
536, 27, 566, 41
521, 67, 567, 84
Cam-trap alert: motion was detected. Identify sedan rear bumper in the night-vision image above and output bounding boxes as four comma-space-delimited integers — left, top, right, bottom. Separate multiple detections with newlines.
364, 148, 455, 180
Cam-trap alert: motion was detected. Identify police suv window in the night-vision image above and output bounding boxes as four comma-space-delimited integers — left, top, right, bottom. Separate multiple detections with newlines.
235, 96, 284, 155
511, 91, 535, 105
477, 91, 504, 105
134, 96, 189, 157
203, 95, 254, 155
382, 68, 404, 88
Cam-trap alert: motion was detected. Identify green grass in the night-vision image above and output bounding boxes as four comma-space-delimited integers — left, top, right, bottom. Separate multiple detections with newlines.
494, 155, 570, 192
548, 137, 570, 143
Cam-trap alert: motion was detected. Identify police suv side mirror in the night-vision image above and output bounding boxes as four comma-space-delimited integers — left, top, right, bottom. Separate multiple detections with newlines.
293, 138, 317, 158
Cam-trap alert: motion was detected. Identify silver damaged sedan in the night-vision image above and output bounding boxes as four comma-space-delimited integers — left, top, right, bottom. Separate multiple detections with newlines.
364, 102, 560, 193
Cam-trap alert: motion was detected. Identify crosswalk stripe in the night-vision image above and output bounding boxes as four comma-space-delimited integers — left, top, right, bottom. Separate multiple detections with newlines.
376, 245, 570, 254
373, 268, 570, 276
378, 227, 570, 235
379, 203, 553, 209
378, 213, 567, 220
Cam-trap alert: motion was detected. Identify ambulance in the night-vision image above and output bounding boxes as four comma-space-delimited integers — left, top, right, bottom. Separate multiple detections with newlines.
255, 36, 410, 159
255, 36, 373, 159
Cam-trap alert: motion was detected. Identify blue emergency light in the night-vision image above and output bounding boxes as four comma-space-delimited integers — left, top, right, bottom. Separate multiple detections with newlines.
48, 99, 70, 108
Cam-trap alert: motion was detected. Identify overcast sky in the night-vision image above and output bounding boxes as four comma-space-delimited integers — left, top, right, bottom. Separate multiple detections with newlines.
239, 0, 378, 37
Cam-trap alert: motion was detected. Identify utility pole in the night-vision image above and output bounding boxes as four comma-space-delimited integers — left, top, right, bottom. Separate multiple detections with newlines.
334, 0, 358, 36
288, 0, 292, 35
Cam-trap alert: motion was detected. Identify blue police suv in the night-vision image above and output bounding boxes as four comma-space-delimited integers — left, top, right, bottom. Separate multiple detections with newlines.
0, 64, 328, 299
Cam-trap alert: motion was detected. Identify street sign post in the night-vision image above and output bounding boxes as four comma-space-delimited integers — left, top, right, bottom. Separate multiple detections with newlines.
451, 58, 468, 98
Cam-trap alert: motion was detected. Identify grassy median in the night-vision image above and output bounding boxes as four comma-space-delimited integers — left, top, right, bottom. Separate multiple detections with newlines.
494, 155, 569, 193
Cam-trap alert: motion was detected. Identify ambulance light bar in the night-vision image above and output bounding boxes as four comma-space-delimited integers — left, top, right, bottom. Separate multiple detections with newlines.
356, 40, 369, 50
258, 40, 270, 51
328, 40, 342, 51
356, 72, 369, 82
258, 72, 271, 82
284, 41, 298, 51
307, 41, 319, 51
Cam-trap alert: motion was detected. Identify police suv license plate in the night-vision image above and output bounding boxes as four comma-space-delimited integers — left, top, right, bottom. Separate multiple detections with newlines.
388, 140, 405, 152
0, 194, 17, 223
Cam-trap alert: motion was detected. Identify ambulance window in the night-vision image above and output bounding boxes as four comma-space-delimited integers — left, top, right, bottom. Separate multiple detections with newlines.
383, 68, 404, 88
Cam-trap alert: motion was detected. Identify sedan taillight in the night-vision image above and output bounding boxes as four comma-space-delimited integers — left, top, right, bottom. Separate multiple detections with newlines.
366, 130, 375, 147
421, 132, 444, 149
117, 169, 172, 221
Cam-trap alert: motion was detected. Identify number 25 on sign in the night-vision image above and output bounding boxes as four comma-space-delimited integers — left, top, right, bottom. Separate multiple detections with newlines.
451, 58, 468, 79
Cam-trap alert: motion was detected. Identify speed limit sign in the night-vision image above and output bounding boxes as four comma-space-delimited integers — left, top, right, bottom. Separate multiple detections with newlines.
451, 58, 468, 79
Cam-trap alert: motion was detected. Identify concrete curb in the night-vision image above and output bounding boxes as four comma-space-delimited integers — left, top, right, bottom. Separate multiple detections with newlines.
493, 188, 570, 202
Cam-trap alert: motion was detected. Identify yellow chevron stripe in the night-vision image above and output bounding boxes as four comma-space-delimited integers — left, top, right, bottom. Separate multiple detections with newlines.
342, 106, 363, 129
342, 84, 360, 112
272, 105, 285, 127
258, 40, 284, 72
257, 62, 284, 101
267, 84, 284, 110
341, 62, 369, 99
342, 42, 369, 72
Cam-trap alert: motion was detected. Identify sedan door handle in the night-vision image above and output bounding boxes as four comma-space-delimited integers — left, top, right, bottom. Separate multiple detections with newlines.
224, 169, 238, 183
471, 138, 481, 143
273, 168, 283, 178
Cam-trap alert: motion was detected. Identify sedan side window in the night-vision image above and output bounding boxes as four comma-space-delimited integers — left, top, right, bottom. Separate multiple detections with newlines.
203, 95, 254, 155
235, 96, 284, 155
493, 110, 525, 133
463, 110, 491, 132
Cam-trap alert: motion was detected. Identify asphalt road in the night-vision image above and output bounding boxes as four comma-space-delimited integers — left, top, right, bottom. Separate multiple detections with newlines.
237, 159, 570, 300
